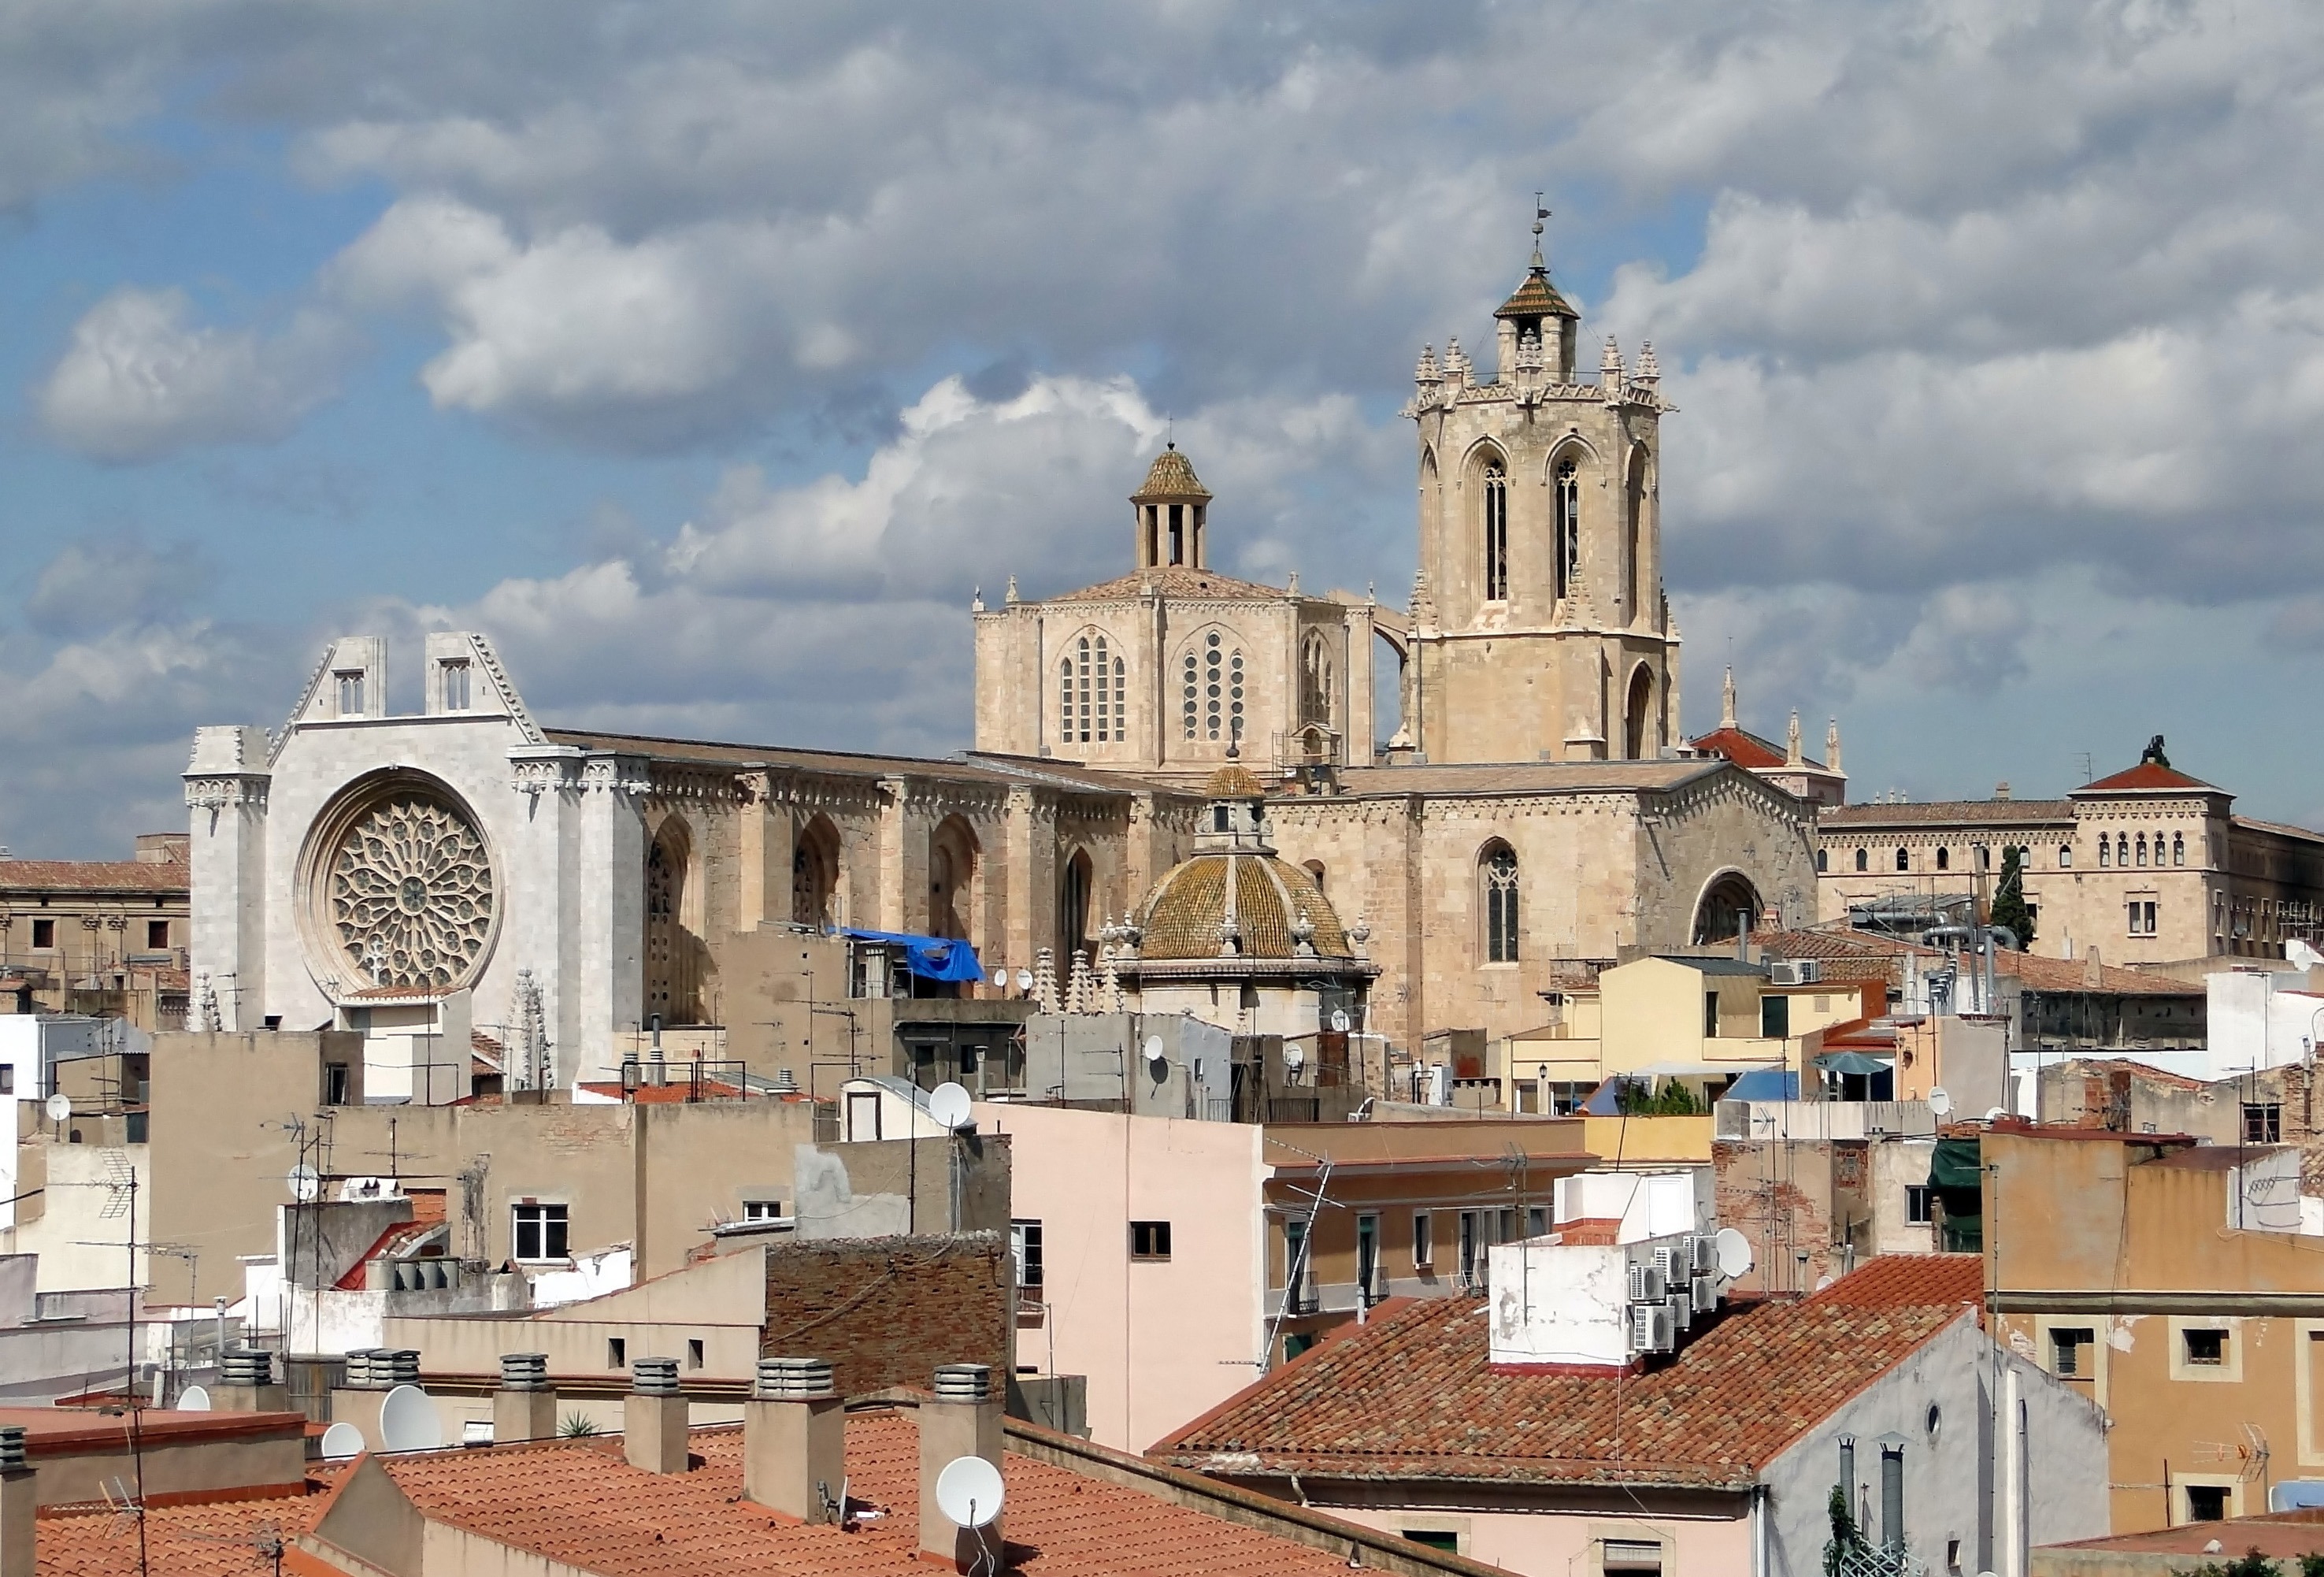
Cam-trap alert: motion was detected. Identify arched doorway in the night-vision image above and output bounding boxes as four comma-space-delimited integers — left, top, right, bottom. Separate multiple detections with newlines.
1692, 870, 1764, 945
929, 816, 979, 943
644, 818, 702, 1024
1624, 664, 1656, 760
791, 814, 840, 929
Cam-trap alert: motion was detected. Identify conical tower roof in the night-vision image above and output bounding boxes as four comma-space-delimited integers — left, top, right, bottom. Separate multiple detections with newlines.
1132, 443, 1212, 503
1494, 265, 1577, 322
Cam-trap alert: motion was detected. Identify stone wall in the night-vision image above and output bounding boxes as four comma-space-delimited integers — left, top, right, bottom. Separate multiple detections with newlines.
760, 1230, 1010, 1399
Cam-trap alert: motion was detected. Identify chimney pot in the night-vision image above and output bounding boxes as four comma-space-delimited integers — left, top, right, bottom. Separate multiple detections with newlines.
744, 1356, 846, 1523
624, 1360, 690, 1474
921, 1364, 1005, 1568
494, 1353, 556, 1444
213, 1347, 290, 1414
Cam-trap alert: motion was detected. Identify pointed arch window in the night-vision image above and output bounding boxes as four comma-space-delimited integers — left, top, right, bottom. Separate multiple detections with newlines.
1061, 633, 1127, 744
1855, 848, 1869, 872
1482, 461, 1509, 602
1554, 457, 1581, 602
2174, 832, 2185, 865
1936, 848, 1951, 872
1896, 848, 1911, 873
2099, 837, 2111, 867
1482, 844, 1520, 963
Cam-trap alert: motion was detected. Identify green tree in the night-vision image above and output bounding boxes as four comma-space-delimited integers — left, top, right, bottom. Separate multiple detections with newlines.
1990, 844, 2035, 948
2174, 1551, 2283, 1577
1616, 1078, 1699, 1117
1823, 1484, 1869, 1577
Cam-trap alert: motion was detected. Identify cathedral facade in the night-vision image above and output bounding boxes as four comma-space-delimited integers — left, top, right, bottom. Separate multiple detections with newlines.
184, 243, 1815, 1074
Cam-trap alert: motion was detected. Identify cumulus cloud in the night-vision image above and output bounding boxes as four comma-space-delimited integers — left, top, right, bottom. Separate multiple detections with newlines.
36, 288, 350, 461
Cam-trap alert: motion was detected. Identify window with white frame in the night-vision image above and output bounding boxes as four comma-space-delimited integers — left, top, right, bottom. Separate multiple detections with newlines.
513, 1202, 569, 1261
1012, 1219, 1044, 1290
2129, 900, 2159, 937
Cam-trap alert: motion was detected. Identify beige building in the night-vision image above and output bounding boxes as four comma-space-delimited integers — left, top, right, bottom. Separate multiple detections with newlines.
1817, 739, 2324, 967
0, 833, 189, 1028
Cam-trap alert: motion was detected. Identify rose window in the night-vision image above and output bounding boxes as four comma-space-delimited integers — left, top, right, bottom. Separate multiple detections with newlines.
326, 792, 494, 988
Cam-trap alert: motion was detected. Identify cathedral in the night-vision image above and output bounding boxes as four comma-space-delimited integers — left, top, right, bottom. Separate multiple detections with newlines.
183, 241, 1815, 1085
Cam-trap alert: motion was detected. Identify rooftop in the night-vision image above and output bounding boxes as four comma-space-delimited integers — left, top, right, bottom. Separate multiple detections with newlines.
1688, 725, 1829, 774
0, 859, 191, 896
1035, 564, 1292, 605
2081, 759, 2220, 794
1819, 799, 2075, 829
1154, 1257, 1985, 1494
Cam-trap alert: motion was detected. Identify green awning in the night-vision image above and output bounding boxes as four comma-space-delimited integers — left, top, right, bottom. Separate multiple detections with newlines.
1818, 1052, 1893, 1075
1929, 1135, 1985, 1252
1929, 1136, 1985, 1190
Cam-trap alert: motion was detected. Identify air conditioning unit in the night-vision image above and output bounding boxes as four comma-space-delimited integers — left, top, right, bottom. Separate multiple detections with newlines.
1651, 1245, 1681, 1284
1692, 1271, 1718, 1312
1629, 1302, 1676, 1354
1627, 1263, 1667, 1304
1688, 1234, 1718, 1275
1666, 1290, 1693, 1332
1767, 959, 1822, 986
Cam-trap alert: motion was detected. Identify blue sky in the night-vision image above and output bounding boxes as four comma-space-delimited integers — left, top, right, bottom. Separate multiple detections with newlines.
5, 0, 2324, 853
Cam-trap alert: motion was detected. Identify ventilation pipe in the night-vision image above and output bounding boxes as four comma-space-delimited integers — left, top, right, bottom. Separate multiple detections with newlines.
1837, 1433, 1855, 1519
746, 1357, 845, 1523
624, 1357, 690, 1475
494, 1353, 555, 1444
1880, 1436, 1906, 1554
920, 1364, 1004, 1567
215, 1347, 290, 1413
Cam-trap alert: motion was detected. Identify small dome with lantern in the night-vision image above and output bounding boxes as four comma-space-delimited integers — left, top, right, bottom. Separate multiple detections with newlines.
1126, 760, 1355, 963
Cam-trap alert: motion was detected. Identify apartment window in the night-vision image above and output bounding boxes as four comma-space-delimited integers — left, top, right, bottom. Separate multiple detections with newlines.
335, 670, 365, 716
1545, 1081, 1591, 1116
1760, 993, 1790, 1038
743, 1199, 782, 1221
324, 1063, 350, 1106
2184, 1328, 2228, 1367
31, 918, 54, 949
1703, 991, 1720, 1039
143, 918, 169, 950
2136, 834, 2148, 867
1356, 1213, 1381, 1304
440, 659, 472, 711
2185, 1485, 2229, 1522
687, 1338, 705, 1370
0, 1066, 12, 1096
2129, 900, 2159, 937
1130, 1220, 1173, 1260
1977, 844, 1990, 870
1012, 1219, 1044, 1290
2052, 1327, 2095, 1378
513, 1202, 569, 1262
1404, 1532, 1460, 1554
1284, 1218, 1312, 1310
2099, 837, 2111, 868
1600, 1538, 1666, 1574
1855, 847, 1869, 872
1814, 848, 1828, 873
606, 1337, 626, 1368
1457, 1211, 1484, 1287
2244, 1103, 2284, 1144
1904, 1185, 1934, 1225
1412, 1211, 1433, 1270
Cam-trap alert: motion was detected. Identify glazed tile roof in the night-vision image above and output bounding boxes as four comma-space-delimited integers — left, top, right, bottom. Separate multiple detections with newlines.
1493, 267, 1577, 321
1131, 445, 1212, 502
296, 1412, 1392, 1577
1039, 565, 1288, 604
1135, 853, 1351, 961
1155, 1260, 1981, 1493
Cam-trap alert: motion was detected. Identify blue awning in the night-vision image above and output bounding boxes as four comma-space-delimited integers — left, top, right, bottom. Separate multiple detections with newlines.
839, 928, 988, 983
1723, 1068, 1799, 1102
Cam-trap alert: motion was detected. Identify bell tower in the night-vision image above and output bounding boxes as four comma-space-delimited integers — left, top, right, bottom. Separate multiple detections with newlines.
1132, 443, 1211, 569
1397, 207, 1681, 764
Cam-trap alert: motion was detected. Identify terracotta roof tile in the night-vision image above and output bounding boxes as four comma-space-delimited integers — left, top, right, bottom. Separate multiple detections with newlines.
37, 1480, 324, 1575
2081, 760, 2218, 793
1689, 726, 1822, 773
1131, 446, 1212, 503
1041, 565, 1288, 604
0, 859, 191, 896
1805, 1253, 1983, 1308
1819, 800, 2075, 828
1156, 1269, 1976, 1491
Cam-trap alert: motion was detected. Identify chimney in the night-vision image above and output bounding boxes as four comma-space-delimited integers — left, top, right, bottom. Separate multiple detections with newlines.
0, 1426, 32, 1577
919, 1364, 1004, 1568
493, 1353, 555, 1445
1879, 1438, 1906, 1553
2083, 944, 2103, 989
744, 1357, 844, 1523
213, 1347, 290, 1413
624, 1358, 690, 1475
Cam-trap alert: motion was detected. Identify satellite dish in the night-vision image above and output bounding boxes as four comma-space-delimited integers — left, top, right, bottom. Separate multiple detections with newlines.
928, 1082, 975, 1133
378, 1384, 443, 1452
1142, 1037, 1166, 1067
43, 1093, 70, 1125
1329, 1010, 1351, 1033
1014, 968, 1033, 993
1927, 1087, 1952, 1118
1283, 1046, 1305, 1071
287, 1164, 321, 1203
935, 1454, 1006, 1528
176, 1385, 211, 1412
319, 1421, 365, 1460
2290, 938, 2324, 970
989, 966, 1008, 986
1714, 1226, 1755, 1280
1985, 1106, 2007, 1122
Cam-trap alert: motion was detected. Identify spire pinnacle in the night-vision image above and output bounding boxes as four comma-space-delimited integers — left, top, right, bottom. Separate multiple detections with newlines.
1721, 666, 1737, 729
1531, 194, 1548, 271
1785, 710, 1803, 768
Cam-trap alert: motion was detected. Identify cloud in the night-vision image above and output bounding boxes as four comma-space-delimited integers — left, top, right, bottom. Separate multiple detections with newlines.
35, 288, 350, 462
23, 536, 213, 638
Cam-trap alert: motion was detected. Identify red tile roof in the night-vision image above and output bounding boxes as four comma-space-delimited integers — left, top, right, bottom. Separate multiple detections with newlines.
1819, 799, 2074, 827
1688, 725, 1789, 770
1155, 1264, 1979, 1493
1805, 1253, 1983, 1308
0, 859, 190, 896
302, 1412, 1418, 1577
2080, 760, 2218, 793
37, 1481, 326, 1576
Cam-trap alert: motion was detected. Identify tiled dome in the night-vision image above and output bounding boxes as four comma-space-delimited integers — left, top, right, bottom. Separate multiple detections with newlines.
1133, 852, 1350, 961
1132, 444, 1211, 503
1205, 762, 1266, 800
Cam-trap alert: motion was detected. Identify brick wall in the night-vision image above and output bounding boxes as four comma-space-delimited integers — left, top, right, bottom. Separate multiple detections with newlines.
760, 1231, 1010, 1398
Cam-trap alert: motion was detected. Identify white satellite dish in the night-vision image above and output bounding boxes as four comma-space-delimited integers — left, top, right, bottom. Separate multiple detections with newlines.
319, 1421, 365, 1460
1282, 1046, 1305, 1071
43, 1093, 70, 1125
1014, 968, 1034, 993
1927, 1086, 1952, 1119
1984, 1106, 2007, 1122
1142, 1037, 1166, 1067
2290, 938, 2324, 970
989, 965, 1008, 986
928, 1082, 975, 1133
287, 1164, 321, 1203
176, 1385, 211, 1412
377, 1384, 443, 1452
935, 1454, 1006, 1529
1329, 1010, 1351, 1033
1714, 1226, 1755, 1280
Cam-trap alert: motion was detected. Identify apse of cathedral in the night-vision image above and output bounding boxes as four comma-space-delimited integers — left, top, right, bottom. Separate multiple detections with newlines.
184, 236, 1815, 1084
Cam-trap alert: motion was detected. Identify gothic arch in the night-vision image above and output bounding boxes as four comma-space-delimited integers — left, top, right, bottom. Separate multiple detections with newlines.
1058, 625, 1128, 748
1622, 443, 1651, 622
1466, 442, 1511, 604
1058, 846, 1095, 967
929, 814, 980, 944
1478, 839, 1520, 964
1545, 436, 1592, 604
1623, 662, 1657, 761
645, 814, 706, 1025
1690, 869, 1763, 945
1298, 629, 1335, 730
1173, 625, 1247, 745
791, 813, 840, 929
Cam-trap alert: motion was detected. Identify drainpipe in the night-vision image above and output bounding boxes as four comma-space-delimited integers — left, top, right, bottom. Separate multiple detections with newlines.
1750, 1481, 1769, 1577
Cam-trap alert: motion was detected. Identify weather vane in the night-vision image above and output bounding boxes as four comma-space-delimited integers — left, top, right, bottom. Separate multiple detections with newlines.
1532, 193, 1550, 268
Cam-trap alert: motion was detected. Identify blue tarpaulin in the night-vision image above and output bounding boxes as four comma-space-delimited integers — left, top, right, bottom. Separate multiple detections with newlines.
840, 928, 988, 983
1723, 1067, 1799, 1102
